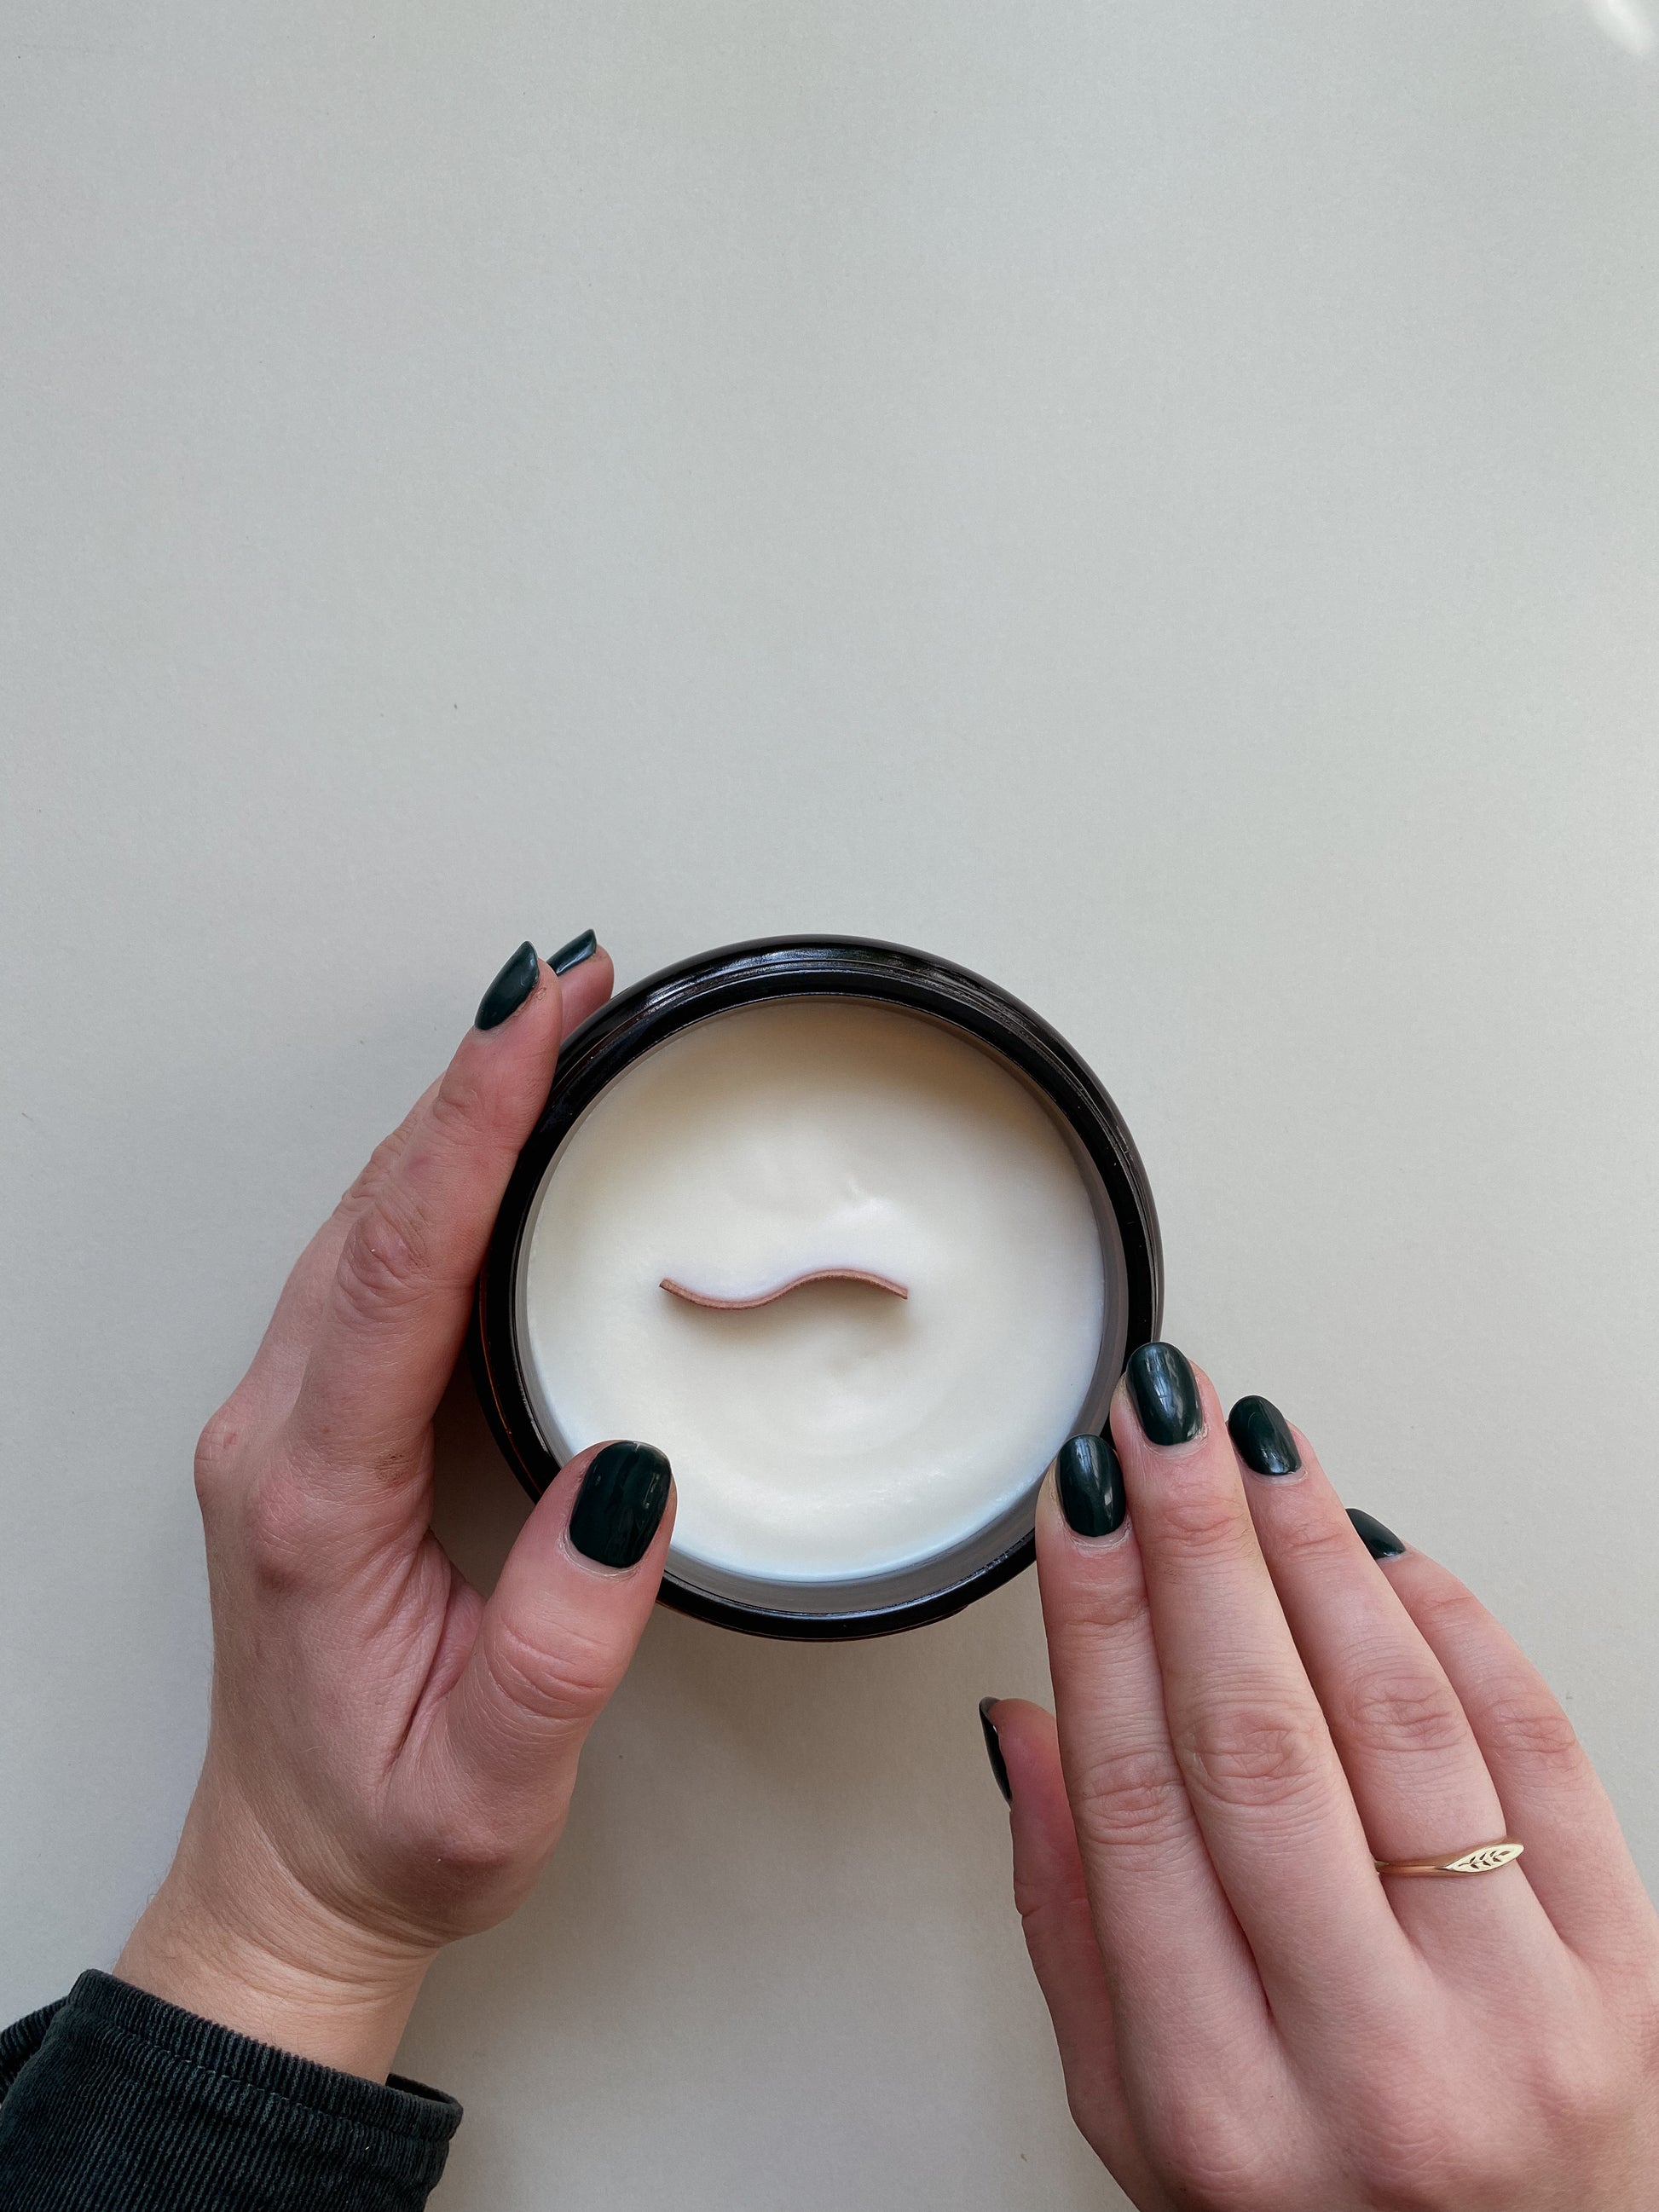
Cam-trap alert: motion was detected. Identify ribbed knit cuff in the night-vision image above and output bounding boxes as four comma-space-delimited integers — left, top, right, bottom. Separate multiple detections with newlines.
0, 1970, 460, 2210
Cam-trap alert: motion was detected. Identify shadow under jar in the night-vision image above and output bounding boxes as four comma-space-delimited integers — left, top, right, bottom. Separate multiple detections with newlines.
471, 936, 1161, 1639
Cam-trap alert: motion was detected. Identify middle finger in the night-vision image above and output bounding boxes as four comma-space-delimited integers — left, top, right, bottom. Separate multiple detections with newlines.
1113, 1343, 1408, 2036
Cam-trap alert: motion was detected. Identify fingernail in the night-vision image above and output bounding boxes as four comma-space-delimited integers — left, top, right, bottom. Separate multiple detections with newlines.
1228, 1395, 1302, 1477
1125, 1341, 1203, 1446
979, 1698, 1011, 1804
1348, 1507, 1406, 1562
549, 928, 597, 976
476, 940, 542, 1031
569, 1441, 673, 1569
1053, 1432, 1126, 1537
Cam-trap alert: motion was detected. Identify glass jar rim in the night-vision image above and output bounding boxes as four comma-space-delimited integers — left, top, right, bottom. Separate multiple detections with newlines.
470, 933, 1162, 1640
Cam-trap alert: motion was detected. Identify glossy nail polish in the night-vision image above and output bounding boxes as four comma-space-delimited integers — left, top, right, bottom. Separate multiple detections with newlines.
1228, 1395, 1301, 1477
476, 940, 541, 1031
569, 1441, 672, 1568
549, 928, 597, 976
1126, 1341, 1203, 1446
1348, 1507, 1406, 1562
1054, 1432, 1126, 1537
979, 1698, 1011, 1804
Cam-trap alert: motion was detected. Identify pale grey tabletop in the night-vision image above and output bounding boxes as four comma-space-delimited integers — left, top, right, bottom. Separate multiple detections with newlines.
5, 4, 1659, 2207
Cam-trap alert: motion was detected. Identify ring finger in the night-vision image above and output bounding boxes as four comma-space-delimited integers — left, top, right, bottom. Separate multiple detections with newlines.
1228, 1395, 1554, 1961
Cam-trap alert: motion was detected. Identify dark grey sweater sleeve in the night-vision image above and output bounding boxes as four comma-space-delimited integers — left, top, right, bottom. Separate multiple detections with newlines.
0, 1971, 460, 2210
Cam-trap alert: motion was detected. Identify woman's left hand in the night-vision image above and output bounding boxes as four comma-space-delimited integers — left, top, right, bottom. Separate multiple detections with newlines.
117, 939, 675, 2081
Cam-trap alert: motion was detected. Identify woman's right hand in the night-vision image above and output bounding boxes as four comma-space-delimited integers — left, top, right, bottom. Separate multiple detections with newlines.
116, 936, 676, 2081
986, 1343, 1659, 2210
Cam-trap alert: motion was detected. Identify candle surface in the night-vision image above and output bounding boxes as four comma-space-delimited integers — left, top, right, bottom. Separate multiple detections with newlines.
518, 998, 1107, 1583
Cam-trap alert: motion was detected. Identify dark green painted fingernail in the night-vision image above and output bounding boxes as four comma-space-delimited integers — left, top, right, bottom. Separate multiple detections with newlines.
979, 1698, 1011, 1804
569, 1441, 672, 1568
549, 928, 597, 976
476, 940, 541, 1030
1125, 1342, 1203, 1446
1348, 1507, 1406, 1561
1054, 1432, 1126, 1537
1228, 1395, 1301, 1477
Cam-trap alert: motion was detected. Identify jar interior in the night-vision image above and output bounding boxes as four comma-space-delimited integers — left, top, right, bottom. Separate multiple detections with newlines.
510, 996, 1130, 1622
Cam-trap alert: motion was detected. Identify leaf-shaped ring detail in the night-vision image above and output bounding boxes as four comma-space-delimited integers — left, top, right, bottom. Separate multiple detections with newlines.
1373, 1837, 1524, 1878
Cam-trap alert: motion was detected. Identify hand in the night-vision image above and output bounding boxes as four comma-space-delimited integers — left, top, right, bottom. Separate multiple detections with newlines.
986, 1343, 1659, 2210
118, 939, 675, 2081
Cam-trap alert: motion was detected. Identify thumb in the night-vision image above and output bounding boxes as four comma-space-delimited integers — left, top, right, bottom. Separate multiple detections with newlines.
437, 1439, 674, 1818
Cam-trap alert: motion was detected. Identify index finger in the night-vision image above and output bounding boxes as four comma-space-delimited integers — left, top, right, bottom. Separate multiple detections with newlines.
286, 938, 613, 1476
1113, 1344, 1409, 2039
1033, 1444, 1281, 2132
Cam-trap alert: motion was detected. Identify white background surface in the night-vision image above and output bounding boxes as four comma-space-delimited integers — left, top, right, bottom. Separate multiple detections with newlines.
4, 5, 1659, 2207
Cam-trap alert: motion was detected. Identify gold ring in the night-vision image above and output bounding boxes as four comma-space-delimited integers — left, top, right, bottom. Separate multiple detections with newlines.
1373, 1837, 1523, 1878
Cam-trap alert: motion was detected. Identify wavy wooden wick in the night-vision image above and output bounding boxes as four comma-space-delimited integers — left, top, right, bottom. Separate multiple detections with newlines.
660, 1268, 910, 1310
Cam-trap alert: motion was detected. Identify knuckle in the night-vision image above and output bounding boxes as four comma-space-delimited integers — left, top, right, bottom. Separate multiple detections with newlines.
1011, 1880, 1090, 1956
1525, 2035, 1628, 2141
1343, 2073, 1491, 2209
422, 1808, 523, 1890
1477, 1689, 1583, 1771
1272, 1511, 1361, 1571
1081, 1571, 1152, 1639
1412, 1576, 1486, 1646
1153, 2109, 1286, 2211
338, 1126, 413, 1216
335, 1189, 438, 1325
1153, 1484, 1257, 1564
193, 1401, 247, 1505
430, 1057, 518, 1159
1175, 1692, 1329, 1816
1067, 1736, 1191, 1854
1055, 1574, 1152, 1659
1346, 2066, 1533, 2211
1338, 1662, 1471, 1761
239, 1467, 321, 1593
484, 1617, 619, 1731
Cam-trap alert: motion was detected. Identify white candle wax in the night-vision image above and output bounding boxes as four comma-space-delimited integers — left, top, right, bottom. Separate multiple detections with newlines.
518, 997, 1107, 1584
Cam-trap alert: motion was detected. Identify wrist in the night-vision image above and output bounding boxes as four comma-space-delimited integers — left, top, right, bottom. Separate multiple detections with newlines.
117, 1820, 437, 2081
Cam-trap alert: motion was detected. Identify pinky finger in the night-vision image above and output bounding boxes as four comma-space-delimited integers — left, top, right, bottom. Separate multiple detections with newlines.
985, 1700, 1161, 2206
1382, 1541, 1650, 1962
